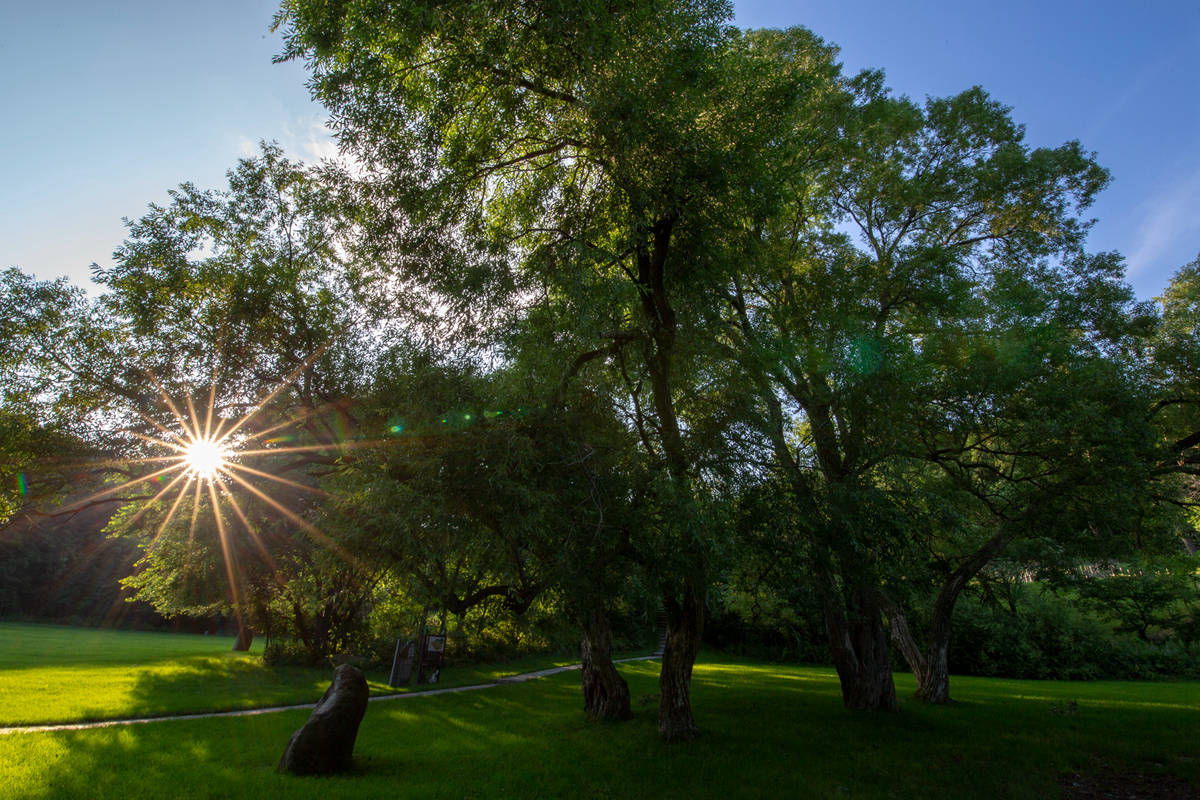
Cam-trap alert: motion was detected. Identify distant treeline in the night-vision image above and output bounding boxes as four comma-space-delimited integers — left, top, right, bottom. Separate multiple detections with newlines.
0, 501, 216, 633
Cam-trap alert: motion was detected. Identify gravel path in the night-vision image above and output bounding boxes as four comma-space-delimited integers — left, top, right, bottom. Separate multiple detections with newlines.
0, 655, 657, 736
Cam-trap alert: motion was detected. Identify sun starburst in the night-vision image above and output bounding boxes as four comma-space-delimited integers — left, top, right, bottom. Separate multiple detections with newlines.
21, 335, 393, 636
183, 437, 228, 479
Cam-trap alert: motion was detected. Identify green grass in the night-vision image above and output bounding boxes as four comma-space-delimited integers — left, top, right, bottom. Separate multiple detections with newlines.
1, 623, 1197, 798
0, 622, 580, 726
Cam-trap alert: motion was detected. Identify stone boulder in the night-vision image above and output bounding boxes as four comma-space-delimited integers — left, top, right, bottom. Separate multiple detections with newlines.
278, 664, 369, 775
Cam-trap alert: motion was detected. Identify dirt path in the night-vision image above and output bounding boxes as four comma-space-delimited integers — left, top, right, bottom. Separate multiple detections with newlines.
0, 655, 656, 736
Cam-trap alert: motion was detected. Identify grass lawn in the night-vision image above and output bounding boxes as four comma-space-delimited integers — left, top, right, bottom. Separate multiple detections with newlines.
0, 622, 580, 726
1, 623, 1197, 798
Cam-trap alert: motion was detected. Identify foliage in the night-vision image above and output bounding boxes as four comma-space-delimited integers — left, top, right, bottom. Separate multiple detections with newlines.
0, 271, 119, 521
1147, 255, 1200, 545
5, 0, 1199, 743
1067, 556, 1200, 644
950, 583, 1200, 681
76, 143, 382, 657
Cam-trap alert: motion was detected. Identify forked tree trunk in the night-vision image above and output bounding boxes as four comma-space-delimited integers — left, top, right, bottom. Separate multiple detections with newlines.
580, 608, 632, 721
825, 585, 898, 712
884, 597, 953, 704
880, 593, 950, 704
658, 584, 704, 741
883, 531, 1014, 704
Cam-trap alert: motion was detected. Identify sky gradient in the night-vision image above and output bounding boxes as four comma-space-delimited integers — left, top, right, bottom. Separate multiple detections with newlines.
3, 0, 1197, 299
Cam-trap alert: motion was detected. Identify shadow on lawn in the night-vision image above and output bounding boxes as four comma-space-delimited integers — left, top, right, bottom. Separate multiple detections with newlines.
114, 654, 337, 719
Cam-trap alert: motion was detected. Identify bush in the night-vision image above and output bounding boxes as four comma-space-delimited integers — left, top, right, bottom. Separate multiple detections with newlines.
703, 584, 832, 664
950, 586, 1200, 680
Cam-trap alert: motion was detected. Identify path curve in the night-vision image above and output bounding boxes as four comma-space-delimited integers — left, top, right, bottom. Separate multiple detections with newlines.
0, 655, 658, 736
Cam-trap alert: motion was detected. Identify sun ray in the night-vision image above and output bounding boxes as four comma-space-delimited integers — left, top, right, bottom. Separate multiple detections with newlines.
147, 472, 195, 549
219, 394, 353, 447
118, 454, 191, 466
221, 468, 364, 570
184, 392, 205, 445
204, 343, 227, 442
204, 379, 219, 441
146, 371, 200, 442
127, 406, 193, 449
223, 461, 331, 496
110, 467, 193, 536
207, 480, 245, 615
209, 413, 232, 445
61, 463, 187, 513
128, 428, 193, 455
216, 336, 339, 444
234, 439, 388, 458
33, 453, 186, 474
186, 477, 202, 548
216, 480, 278, 572
225, 411, 316, 446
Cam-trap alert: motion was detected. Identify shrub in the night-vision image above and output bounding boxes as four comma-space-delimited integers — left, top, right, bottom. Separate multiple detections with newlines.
950, 586, 1200, 680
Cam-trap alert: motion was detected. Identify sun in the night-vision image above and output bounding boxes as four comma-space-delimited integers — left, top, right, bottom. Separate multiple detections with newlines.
184, 437, 227, 479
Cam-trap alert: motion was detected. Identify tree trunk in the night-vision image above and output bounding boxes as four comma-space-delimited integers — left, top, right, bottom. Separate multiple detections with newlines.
233, 621, 254, 652
580, 608, 632, 721
658, 584, 704, 741
920, 640, 951, 704
910, 530, 1014, 704
881, 594, 951, 705
880, 593, 928, 690
825, 585, 898, 712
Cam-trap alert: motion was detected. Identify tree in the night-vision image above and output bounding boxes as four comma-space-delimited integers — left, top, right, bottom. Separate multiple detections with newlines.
275, 0, 841, 739
0, 269, 128, 523
319, 344, 649, 718
1150, 255, 1200, 528
4, 144, 377, 653
886, 284, 1160, 702
102, 144, 376, 652
723, 79, 1117, 709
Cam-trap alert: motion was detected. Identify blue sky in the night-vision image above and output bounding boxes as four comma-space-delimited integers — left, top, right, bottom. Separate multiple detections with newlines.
2, 0, 1197, 300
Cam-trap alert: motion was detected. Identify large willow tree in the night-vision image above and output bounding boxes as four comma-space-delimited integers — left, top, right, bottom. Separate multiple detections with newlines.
276, 0, 848, 739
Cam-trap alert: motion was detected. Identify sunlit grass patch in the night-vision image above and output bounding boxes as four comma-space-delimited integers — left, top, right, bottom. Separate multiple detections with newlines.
0, 623, 584, 726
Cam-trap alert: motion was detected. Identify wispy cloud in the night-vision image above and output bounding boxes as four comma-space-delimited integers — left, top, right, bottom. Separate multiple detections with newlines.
1126, 166, 1200, 280
285, 116, 340, 163
235, 116, 340, 164
234, 115, 367, 177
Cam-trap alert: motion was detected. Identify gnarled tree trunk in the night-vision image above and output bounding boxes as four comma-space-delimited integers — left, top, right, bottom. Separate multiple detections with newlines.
825, 585, 898, 712
233, 620, 254, 652
580, 607, 631, 721
658, 583, 704, 741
